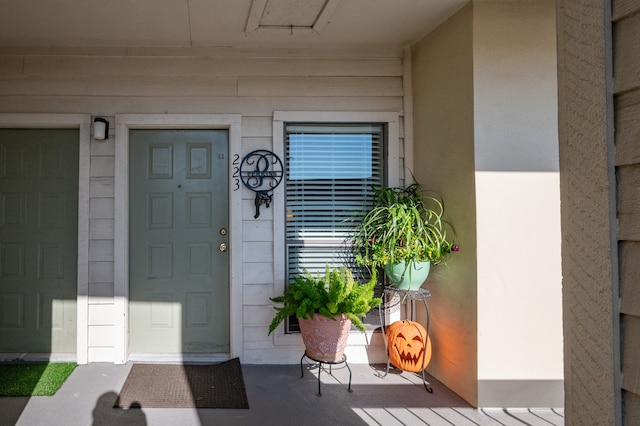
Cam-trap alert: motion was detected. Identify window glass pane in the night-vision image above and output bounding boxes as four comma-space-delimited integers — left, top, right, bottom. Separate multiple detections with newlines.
284, 123, 385, 332
289, 133, 373, 180
285, 123, 384, 241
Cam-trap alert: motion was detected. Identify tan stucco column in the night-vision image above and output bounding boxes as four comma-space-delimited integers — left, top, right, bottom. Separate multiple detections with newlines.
557, 0, 622, 424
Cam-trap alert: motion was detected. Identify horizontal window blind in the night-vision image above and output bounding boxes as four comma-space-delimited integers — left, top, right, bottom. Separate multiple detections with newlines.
284, 123, 385, 331
285, 124, 384, 243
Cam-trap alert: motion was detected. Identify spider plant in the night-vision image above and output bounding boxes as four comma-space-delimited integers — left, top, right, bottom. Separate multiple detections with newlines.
353, 183, 458, 272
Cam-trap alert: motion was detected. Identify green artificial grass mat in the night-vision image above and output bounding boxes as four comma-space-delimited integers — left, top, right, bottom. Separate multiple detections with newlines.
0, 362, 77, 397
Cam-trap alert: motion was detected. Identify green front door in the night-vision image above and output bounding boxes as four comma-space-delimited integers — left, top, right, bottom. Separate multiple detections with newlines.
0, 129, 78, 354
129, 130, 230, 356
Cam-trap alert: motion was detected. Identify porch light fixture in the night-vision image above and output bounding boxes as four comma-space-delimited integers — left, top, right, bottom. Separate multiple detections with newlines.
93, 117, 109, 140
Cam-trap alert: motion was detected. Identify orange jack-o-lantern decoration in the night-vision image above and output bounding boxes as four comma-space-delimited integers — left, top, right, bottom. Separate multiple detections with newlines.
386, 320, 432, 372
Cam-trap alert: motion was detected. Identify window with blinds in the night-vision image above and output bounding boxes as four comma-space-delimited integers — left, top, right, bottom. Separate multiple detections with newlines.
284, 123, 385, 332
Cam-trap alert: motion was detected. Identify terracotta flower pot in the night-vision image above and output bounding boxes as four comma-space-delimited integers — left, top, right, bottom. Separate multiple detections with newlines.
298, 313, 351, 362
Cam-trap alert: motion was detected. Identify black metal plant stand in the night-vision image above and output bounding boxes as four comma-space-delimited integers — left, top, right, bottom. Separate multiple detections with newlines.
378, 286, 433, 393
300, 352, 353, 396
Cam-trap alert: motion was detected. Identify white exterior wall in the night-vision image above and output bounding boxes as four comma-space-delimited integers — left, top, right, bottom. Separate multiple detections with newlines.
411, 2, 478, 405
0, 46, 405, 364
411, 0, 562, 407
473, 0, 563, 406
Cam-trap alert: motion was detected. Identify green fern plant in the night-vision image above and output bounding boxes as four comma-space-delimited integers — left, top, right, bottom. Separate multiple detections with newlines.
268, 265, 382, 335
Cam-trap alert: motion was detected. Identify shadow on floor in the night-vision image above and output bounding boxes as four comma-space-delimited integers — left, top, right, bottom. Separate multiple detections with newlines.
192, 363, 472, 426
0, 362, 563, 426
92, 392, 147, 426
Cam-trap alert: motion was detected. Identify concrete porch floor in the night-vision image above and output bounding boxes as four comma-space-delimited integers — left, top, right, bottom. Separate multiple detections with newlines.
0, 362, 564, 426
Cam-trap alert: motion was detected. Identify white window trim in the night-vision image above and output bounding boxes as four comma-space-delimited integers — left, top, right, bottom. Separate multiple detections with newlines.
0, 113, 91, 363
113, 114, 243, 364
271, 111, 400, 346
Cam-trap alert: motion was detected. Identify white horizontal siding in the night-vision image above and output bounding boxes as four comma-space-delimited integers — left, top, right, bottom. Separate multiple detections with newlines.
89, 219, 113, 240
243, 284, 273, 305
237, 76, 403, 97
242, 242, 273, 263
15, 55, 402, 77
88, 325, 115, 347
241, 116, 272, 137
243, 325, 271, 345
88, 261, 113, 283
89, 177, 115, 198
89, 158, 115, 178
88, 304, 115, 325
243, 305, 275, 327
243, 264, 274, 286
0, 76, 239, 97
242, 195, 273, 220
87, 347, 114, 362
88, 240, 113, 262
88, 282, 114, 300
0, 96, 403, 116
0, 45, 403, 58
89, 198, 114, 219
0, 46, 405, 363
242, 220, 274, 242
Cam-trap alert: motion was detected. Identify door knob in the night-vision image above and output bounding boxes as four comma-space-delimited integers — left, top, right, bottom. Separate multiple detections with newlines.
219, 243, 228, 252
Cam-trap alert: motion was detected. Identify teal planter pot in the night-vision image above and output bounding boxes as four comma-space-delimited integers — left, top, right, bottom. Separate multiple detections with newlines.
384, 261, 431, 290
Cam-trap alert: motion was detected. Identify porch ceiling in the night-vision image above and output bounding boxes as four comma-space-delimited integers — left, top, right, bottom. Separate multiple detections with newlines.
0, 0, 468, 49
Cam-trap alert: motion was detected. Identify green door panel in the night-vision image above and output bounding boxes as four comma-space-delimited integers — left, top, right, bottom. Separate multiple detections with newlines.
0, 129, 79, 354
129, 130, 230, 356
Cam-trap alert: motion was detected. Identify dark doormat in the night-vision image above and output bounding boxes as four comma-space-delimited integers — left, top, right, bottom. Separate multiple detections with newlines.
114, 358, 249, 409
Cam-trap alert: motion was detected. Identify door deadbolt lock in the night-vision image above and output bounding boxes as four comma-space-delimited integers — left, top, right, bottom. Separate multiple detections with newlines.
219, 243, 228, 252
219, 228, 227, 236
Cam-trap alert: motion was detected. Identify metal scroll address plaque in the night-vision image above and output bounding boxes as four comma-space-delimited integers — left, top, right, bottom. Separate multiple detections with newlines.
240, 150, 284, 218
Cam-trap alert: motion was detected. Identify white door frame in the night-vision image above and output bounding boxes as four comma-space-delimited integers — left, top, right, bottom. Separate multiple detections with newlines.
0, 113, 91, 363
114, 114, 243, 364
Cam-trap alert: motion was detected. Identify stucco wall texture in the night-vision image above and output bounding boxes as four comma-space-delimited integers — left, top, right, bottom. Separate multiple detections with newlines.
557, 0, 621, 424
